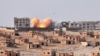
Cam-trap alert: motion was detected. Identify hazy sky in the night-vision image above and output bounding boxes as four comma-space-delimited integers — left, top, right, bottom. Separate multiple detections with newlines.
0, 0, 100, 27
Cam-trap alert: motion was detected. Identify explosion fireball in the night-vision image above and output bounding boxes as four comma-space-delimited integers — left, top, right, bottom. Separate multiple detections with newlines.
31, 18, 52, 28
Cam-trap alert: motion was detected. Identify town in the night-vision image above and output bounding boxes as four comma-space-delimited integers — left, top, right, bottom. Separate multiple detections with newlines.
0, 17, 100, 56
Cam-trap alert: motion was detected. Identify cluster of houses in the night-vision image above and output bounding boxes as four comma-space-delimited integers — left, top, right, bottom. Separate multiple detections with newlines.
0, 26, 100, 56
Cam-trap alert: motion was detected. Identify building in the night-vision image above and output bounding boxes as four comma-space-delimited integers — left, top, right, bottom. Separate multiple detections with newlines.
19, 50, 41, 56
0, 50, 18, 56
14, 17, 30, 28
92, 51, 100, 56
41, 49, 55, 56
0, 27, 15, 36
56, 49, 74, 56
78, 21, 96, 30
95, 22, 100, 30
61, 21, 100, 31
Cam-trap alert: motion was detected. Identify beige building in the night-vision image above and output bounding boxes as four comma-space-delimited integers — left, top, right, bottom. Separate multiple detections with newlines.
0, 27, 15, 36
92, 51, 100, 56
41, 49, 55, 56
0, 50, 8, 56
0, 50, 18, 56
0, 36, 7, 48
19, 50, 41, 56
56, 50, 74, 56
60, 35, 80, 45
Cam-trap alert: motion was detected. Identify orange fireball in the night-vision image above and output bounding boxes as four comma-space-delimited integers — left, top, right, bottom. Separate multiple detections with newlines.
31, 18, 52, 28
43, 18, 52, 27
37, 23, 47, 28
32, 18, 39, 26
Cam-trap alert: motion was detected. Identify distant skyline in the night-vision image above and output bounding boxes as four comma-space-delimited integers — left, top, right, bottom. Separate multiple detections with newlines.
0, 0, 100, 27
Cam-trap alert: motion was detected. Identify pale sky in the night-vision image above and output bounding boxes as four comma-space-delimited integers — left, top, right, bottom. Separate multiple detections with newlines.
0, 0, 100, 27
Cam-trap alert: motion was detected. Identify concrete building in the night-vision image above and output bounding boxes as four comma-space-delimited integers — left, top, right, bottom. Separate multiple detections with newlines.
61, 21, 80, 28
95, 23, 100, 30
61, 21, 100, 31
78, 21, 96, 30
14, 17, 30, 28
61, 21, 81, 31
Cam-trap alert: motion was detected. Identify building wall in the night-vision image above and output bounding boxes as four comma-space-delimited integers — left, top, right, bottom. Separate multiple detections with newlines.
41, 49, 55, 56
56, 51, 74, 56
92, 51, 100, 56
0, 50, 18, 56
19, 50, 41, 56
